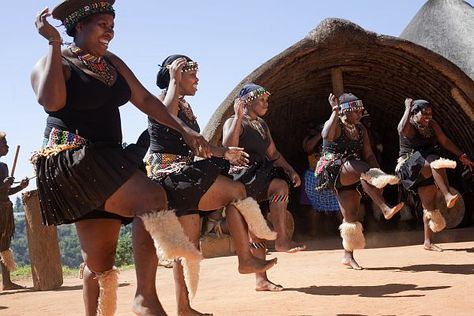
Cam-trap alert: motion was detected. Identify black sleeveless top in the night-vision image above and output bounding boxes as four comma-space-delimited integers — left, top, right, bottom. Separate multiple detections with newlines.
44, 57, 131, 143
399, 123, 437, 156
148, 102, 199, 156
322, 121, 363, 159
236, 116, 271, 165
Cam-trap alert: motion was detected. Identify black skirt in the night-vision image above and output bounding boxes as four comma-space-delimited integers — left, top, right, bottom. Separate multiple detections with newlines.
398, 147, 439, 192
232, 160, 290, 202
158, 157, 230, 211
0, 201, 14, 251
35, 142, 146, 226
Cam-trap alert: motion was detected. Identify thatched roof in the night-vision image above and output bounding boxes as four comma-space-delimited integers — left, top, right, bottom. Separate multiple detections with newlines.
400, 0, 474, 80
203, 18, 474, 174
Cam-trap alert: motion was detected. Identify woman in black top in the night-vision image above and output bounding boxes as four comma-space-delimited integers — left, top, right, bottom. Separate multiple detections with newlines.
397, 98, 474, 251
31, 1, 210, 315
141, 55, 278, 315
223, 83, 305, 292
316, 93, 403, 270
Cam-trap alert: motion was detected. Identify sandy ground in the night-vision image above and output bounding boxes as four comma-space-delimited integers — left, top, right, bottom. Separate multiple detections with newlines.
1, 227, 473, 316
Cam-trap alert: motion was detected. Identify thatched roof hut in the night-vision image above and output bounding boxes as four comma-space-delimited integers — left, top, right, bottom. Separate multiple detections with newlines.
400, 0, 474, 80
203, 18, 474, 177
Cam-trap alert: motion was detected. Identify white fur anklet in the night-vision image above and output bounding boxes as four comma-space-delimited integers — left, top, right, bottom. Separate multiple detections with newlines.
339, 221, 365, 251
425, 209, 446, 232
232, 197, 277, 240
430, 158, 456, 169
96, 267, 119, 316
141, 210, 202, 299
360, 168, 399, 189
0, 249, 17, 272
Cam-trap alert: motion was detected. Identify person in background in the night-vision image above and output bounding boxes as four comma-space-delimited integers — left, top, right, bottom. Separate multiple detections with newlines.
0, 132, 29, 291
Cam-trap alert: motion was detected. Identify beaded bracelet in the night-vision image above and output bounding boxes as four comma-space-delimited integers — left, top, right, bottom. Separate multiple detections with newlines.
48, 37, 63, 45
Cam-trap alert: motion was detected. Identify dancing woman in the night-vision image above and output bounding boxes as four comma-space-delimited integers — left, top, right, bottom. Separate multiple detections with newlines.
315, 93, 403, 270
31, 1, 210, 314
223, 83, 305, 292
397, 98, 474, 251
139, 55, 277, 315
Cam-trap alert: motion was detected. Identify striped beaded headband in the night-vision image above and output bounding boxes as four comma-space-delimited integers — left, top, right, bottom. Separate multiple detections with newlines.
165, 61, 199, 72
240, 87, 271, 105
63, 2, 115, 34
339, 100, 364, 114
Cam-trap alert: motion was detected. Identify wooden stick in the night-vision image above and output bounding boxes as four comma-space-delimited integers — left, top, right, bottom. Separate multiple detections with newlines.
10, 145, 20, 177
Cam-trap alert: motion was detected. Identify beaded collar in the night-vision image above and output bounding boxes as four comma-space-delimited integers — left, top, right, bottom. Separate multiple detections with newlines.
69, 44, 115, 86
410, 116, 433, 138
178, 98, 197, 122
244, 115, 266, 139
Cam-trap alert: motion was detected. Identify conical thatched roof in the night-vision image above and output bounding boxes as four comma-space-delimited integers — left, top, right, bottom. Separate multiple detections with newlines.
204, 18, 474, 175
400, 0, 474, 80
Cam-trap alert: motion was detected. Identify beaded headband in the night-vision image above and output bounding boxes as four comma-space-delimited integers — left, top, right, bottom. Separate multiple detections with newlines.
165, 61, 199, 73
339, 100, 364, 114
240, 87, 271, 105
63, 2, 115, 34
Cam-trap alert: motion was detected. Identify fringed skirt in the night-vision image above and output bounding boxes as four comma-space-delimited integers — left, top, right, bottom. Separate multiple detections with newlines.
35, 142, 146, 226
0, 201, 14, 251
304, 169, 339, 212
146, 154, 230, 211
231, 160, 290, 202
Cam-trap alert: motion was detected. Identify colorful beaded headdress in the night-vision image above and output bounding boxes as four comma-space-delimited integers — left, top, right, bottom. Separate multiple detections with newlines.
338, 93, 364, 114
52, 0, 115, 36
182, 61, 199, 73
239, 83, 271, 105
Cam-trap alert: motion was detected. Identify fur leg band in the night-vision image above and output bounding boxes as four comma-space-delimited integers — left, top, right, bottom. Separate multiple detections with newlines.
425, 209, 446, 232
141, 210, 202, 299
430, 158, 457, 169
0, 249, 17, 272
339, 221, 365, 251
95, 267, 119, 316
232, 197, 277, 241
360, 168, 399, 189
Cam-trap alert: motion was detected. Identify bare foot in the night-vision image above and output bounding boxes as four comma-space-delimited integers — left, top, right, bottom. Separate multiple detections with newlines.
446, 193, 460, 209
133, 295, 167, 316
424, 243, 443, 252
341, 257, 363, 270
239, 257, 277, 274
255, 280, 284, 292
275, 242, 306, 253
1, 282, 25, 291
383, 202, 404, 220
178, 308, 213, 316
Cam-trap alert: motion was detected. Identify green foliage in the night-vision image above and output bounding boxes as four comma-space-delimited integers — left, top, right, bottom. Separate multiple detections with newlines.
10, 219, 134, 270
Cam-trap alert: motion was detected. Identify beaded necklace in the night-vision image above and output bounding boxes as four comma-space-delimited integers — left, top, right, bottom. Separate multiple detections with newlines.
178, 98, 197, 122
340, 118, 359, 140
244, 114, 266, 139
410, 116, 432, 138
69, 44, 115, 86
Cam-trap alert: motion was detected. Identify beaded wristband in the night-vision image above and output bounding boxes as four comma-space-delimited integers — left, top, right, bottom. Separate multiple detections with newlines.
48, 37, 63, 45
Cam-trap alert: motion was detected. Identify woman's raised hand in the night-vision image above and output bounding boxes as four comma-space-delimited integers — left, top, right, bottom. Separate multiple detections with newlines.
224, 147, 249, 166
35, 7, 61, 42
328, 93, 339, 112
405, 98, 414, 110
167, 57, 187, 84
233, 98, 245, 119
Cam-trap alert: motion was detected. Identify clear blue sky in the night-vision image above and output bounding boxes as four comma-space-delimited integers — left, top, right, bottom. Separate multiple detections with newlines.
1, 0, 437, 198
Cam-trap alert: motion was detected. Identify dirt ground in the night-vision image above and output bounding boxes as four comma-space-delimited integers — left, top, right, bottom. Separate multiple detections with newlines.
1, 227, 473, 316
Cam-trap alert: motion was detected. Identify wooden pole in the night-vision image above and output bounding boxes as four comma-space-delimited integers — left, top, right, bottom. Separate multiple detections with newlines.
10, 145, 20, 177
22, 190, 63, 290
331, 68, 344, 97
